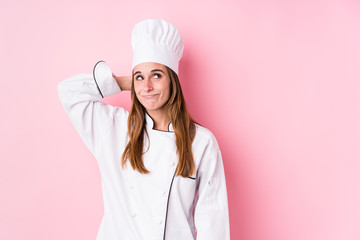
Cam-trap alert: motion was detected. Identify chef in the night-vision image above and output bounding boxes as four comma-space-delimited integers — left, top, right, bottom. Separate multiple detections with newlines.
57, 19, 230, 240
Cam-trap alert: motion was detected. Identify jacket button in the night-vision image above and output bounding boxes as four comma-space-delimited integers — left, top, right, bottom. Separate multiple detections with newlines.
131, 213, 137, 218
158, 220, 163, 225
162, 190, 167, 196
169, 161, 175, 167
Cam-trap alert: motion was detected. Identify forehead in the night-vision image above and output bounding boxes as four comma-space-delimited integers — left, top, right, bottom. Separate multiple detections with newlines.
133, 62, 167, 73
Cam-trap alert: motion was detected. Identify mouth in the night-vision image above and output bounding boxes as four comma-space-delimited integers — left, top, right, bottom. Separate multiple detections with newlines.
141, 94, 159, 99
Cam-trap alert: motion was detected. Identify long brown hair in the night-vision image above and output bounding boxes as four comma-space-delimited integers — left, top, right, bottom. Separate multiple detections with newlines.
121, 66, 196, 177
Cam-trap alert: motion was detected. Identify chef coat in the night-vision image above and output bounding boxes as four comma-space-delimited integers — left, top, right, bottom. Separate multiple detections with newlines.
57, 62, 230, 240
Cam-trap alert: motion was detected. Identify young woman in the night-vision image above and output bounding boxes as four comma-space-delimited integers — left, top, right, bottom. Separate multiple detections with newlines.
58, 19, 230, 240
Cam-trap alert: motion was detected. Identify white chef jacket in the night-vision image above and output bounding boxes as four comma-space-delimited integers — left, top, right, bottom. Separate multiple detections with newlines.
57, 61, 230, 240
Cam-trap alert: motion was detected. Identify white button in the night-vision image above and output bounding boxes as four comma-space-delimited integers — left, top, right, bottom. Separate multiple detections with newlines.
162, 191, 167, 196
131, 213, 137, 218
130, 185, 134, 190
158, 220, 163, 225
169, 161, 175, 167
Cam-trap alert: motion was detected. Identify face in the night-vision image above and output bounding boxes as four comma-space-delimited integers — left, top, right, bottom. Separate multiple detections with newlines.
133, 62, 171, 114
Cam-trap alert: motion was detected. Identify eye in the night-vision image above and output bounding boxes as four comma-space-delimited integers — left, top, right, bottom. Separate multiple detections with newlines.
153, 74, 161, 79
135, 75, 143, 81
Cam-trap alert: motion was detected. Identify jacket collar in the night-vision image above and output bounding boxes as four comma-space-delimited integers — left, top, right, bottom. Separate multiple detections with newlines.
145, 111, 174, 133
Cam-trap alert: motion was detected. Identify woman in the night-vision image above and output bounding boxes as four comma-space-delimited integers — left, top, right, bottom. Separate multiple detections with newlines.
58, 19, 230, 240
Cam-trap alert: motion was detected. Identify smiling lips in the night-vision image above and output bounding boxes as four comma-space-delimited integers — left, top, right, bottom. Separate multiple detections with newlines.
141, 94, 159, 99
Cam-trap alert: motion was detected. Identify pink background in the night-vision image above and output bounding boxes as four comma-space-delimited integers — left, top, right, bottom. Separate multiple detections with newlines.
1, 0, 360, 239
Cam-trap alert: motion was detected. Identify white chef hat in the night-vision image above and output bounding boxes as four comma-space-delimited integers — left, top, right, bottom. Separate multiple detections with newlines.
131, 19, 184, 75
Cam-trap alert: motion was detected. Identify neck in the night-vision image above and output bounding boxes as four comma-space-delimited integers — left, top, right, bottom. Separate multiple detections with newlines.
146, 109, 170, 131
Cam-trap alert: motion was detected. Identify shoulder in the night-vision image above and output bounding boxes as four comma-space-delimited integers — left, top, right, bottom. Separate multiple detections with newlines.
193, 123, 221, 158
194, 124, 216, 141
111, 106, 130, 128
195, 123, 216, 142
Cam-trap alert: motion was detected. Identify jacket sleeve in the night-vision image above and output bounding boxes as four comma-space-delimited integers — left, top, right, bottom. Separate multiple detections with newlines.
57, 61, 127, 159
194, 135, 230, 240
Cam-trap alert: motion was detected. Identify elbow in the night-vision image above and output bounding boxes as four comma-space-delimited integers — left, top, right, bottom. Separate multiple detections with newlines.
57, 80, 71, 110
57, 81, 65, 101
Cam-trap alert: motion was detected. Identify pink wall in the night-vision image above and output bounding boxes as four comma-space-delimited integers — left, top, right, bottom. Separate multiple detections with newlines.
1, 0, 360, 239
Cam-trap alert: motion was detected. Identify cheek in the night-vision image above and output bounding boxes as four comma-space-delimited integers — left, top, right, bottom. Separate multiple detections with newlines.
132, 88, 142, 104
133, 83, 141, 96
164, 87, 170, 98
160, 81, 171, 96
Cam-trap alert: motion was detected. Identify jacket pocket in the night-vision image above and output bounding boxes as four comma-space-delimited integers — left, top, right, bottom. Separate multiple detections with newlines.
204, 176, 225, 211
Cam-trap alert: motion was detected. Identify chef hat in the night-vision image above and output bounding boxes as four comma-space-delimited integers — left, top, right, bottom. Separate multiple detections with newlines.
131, 19, 184, 75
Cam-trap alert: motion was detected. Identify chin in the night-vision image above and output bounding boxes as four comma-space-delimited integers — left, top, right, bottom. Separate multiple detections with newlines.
144, 107, 160, 112
144, 105, 167, 112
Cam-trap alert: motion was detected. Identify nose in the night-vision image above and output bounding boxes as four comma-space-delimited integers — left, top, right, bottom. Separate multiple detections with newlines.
143, 78, 153, 91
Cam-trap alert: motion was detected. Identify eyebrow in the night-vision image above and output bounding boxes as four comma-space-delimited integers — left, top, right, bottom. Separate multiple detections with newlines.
151, 69, 164, 73
134, 69, 165, 75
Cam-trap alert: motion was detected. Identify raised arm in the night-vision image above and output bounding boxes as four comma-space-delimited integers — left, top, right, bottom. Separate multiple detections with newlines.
57, 61, 131, 159
113, 74, 132, 91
